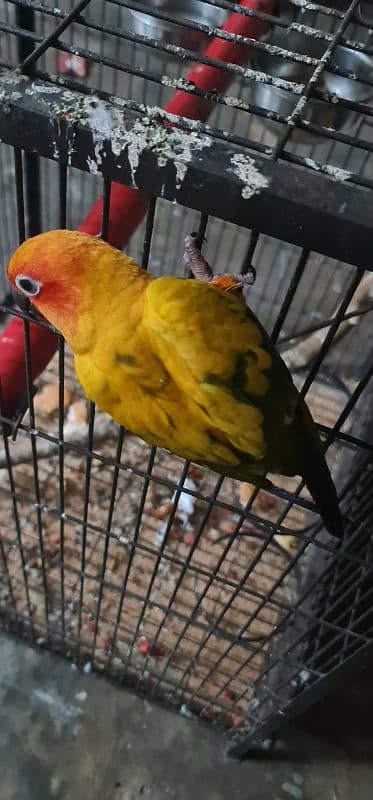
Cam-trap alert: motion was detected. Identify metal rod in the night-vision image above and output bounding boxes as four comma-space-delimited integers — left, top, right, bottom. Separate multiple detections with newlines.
15, 6, 41, 238
271, 0, 362, 160
20, 0, 93, 72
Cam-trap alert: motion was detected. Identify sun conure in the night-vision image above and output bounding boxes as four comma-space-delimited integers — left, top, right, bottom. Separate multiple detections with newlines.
7, 229, 343, 538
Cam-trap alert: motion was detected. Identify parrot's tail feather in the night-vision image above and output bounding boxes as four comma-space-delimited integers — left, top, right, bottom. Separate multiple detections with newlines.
303, 449, 343, 539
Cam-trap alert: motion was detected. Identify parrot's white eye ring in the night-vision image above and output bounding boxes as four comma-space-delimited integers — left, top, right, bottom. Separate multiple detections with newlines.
15, 274, 42, 297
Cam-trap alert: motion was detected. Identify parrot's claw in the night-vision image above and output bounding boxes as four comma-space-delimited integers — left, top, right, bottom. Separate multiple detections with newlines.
184, 234, 256, 291
242, 265, 257, 285
189, 231, 207, 244
209, 271, 256, 297
183, 234, 213, 282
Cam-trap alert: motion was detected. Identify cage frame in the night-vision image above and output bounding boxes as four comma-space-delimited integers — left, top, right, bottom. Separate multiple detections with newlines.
1, 68, 373, 267
1, 0, 373, 758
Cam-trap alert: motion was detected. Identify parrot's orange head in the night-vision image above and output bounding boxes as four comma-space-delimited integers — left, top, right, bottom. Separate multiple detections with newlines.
7, 229, 97, 342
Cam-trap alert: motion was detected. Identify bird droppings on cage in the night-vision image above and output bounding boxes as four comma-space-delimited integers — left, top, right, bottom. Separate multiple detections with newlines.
242, 65, 304, 94
230, 152, 269, 198
0, 68, 22, 87
49, 86, 214, 186
303, 157, 352, 182
0, 340, 346, 728
171, 478, 197, 529
25, 83, 61, 95
0, 70, 215, 186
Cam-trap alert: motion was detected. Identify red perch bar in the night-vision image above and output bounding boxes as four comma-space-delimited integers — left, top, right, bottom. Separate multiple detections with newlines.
0, 0, 273, 423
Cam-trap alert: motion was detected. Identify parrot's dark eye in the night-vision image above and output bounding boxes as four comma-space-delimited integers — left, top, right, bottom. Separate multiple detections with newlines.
15, 274, 42, 297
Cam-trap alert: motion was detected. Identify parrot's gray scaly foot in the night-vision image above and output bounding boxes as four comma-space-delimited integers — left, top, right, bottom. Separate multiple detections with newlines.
183, 233, 213, 282
183, 233, 256, 292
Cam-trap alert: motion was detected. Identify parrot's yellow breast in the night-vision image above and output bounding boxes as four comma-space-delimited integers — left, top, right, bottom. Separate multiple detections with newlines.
73, 274, 273, 474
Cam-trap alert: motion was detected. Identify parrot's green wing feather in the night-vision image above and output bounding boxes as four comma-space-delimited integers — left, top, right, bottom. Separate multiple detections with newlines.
142, 276, 302, 480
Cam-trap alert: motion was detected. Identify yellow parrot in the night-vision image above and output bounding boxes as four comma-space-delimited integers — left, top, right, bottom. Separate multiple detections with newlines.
7, 229, 342, 538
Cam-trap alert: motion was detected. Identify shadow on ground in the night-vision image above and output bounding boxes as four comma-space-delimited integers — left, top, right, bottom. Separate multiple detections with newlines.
0, 632, 372, 800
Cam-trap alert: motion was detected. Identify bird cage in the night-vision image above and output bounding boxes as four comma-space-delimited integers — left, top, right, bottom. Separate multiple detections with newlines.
1, 0, 373, 756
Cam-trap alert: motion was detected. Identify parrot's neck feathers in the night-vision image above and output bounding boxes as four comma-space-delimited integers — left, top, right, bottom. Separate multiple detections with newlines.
64, 254, 151, 354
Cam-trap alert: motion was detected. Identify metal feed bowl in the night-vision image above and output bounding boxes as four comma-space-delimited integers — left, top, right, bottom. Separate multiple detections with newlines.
251, 45, 373, 143
125, 0, 227, 52
250, 0, 373, 143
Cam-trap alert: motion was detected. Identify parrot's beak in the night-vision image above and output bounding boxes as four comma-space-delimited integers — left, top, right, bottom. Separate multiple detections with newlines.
13, 293, 48, 326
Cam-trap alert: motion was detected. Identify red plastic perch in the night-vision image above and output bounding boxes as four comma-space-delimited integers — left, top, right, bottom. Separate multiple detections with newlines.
0, 0, 273, 423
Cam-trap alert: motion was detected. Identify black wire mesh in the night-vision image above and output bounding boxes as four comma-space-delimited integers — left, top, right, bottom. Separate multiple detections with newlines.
0, 0, 373, 754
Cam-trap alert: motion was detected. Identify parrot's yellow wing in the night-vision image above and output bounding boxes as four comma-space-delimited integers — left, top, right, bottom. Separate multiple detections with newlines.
142, 276, 301, 483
